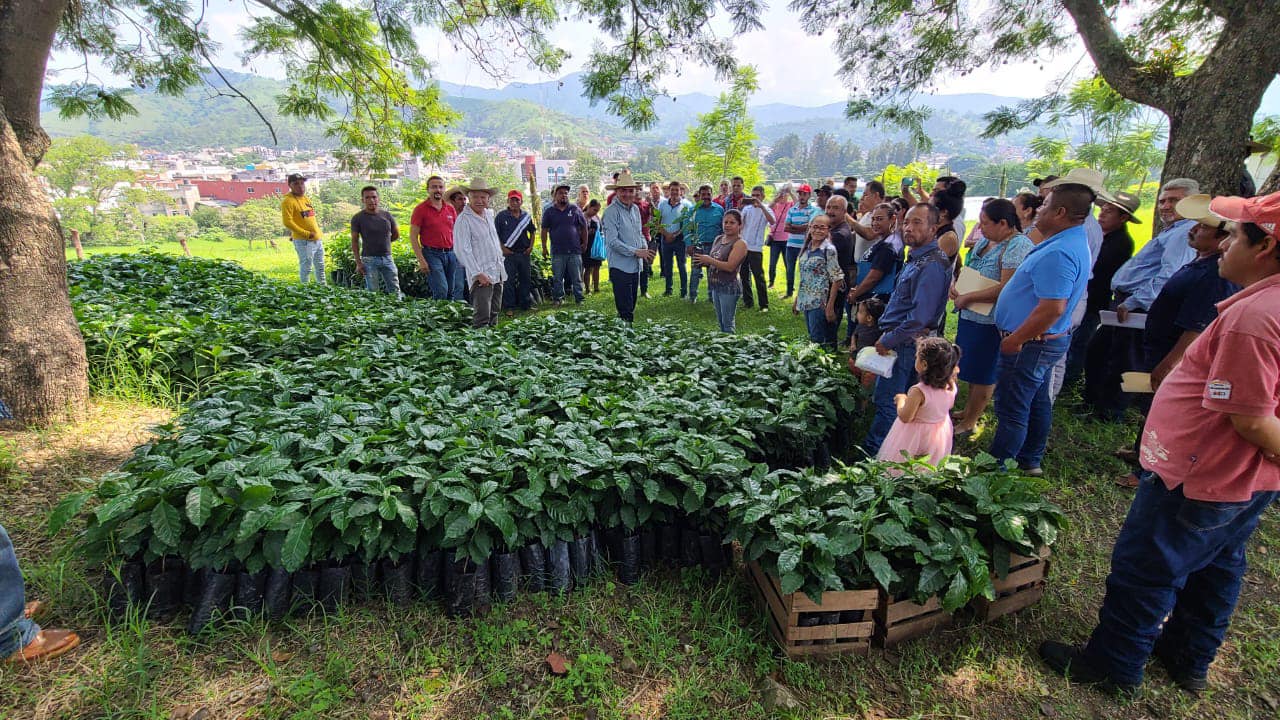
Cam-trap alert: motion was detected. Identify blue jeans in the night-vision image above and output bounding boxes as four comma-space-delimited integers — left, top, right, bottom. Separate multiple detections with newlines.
783, 245, 802, 296
660, 238, 687, 295
425, 248, 464, 300
1082, 476, 1277, 686
361, 255, 401, 296
551, 253, 584, 302
610, 268, 639, 322
828, 293, 848, 351
804, 307, 829, 344
0, 524, 39, 657
768, 241, 787, 286
292, 239, 325, 284
688, 244, 712, 301
502, 253, 532, 310
988, 336, 1069, 469
862, 340, 919, 455
712, 287, 740, 333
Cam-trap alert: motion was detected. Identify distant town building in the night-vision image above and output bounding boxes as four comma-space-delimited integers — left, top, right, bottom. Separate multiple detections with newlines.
193, 179, 288, 206
520, 157, 574, 192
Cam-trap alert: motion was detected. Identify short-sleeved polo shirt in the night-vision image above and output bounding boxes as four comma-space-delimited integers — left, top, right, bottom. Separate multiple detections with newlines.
786, 203, 820, 247
992, 223, 1091, 336
409, 200, 457, 250
542, 202, 588, 255
1140, 273, 1280, 501
1141, 253, 1240, 369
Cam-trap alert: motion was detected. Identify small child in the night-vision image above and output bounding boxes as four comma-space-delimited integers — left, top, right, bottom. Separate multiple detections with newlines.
848, 297, 886, 390
876, 337, 961, 467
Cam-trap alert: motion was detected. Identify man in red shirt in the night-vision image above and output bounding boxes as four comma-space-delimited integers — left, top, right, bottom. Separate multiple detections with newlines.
409, 175, 463, 300
1039, 190, 1280, 697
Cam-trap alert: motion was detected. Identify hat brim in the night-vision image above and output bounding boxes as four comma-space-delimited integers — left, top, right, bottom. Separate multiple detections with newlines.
1095, 194, 1142, 224
461, 186, 494, 195
605, 183, 641, 190
1042, 177, 1100, 193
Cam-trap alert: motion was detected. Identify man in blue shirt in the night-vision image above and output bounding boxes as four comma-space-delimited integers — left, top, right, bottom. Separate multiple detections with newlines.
783, 184, 820, 298
1082, 178, 1198, 420
540, 183, 588, 305
862, 203, 953, 455
683, 184, 725, 303
600, 170, 654, 323
657, 181, 693, 297
988, 179, 1095, 473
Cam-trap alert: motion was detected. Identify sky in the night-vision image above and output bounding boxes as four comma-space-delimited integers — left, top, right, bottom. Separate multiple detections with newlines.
46, 2, 1279, 113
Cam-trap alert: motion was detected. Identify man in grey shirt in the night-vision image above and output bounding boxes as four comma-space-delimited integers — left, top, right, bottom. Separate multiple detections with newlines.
600, 170, 654, 323
350, 185, 401, 296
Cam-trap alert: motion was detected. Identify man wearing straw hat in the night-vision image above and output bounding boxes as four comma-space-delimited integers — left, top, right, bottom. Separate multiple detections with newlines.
452, 178, 508, 328
1040, 189, 1280, 697
600, 170, 655, 323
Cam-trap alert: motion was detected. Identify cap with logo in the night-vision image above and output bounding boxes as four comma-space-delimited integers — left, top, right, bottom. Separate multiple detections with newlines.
1210, 191, 1280, 239
507, 190, 523, 200
286, 173, 308, 183
798, 184, 813, 193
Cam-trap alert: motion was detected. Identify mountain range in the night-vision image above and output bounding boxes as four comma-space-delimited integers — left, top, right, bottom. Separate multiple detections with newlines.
40, 69, 1062, 155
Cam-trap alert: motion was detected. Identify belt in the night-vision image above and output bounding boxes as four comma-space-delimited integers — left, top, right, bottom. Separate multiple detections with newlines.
1000, 330, 1069, 342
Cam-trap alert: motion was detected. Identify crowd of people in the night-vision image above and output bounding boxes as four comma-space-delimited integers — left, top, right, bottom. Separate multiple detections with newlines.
51, 162, 1228, 700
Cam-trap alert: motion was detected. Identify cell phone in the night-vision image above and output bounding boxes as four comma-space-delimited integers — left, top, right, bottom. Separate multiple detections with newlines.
900, 177, 912, 189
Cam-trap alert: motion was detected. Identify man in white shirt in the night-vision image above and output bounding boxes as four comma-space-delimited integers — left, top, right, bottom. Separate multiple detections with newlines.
739, 185, 775, 312
452, 178, 508, 328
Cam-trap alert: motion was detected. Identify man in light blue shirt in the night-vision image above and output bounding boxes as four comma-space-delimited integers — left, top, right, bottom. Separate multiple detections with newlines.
600, 171, 654, 323
782, 184, 820, 298
656, 182, 693, 297
989, 177, 1095, 473
1082, 178, 1198, 420
683, 184, 725, 303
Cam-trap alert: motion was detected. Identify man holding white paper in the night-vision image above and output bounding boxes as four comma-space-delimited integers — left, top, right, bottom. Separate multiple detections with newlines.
988, 179, 1094, 474
861, 204, 952, 456
1082, 179, 1198, 421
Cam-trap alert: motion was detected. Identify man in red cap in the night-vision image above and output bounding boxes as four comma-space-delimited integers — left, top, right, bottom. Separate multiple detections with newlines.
781, 184, 820, 299
496, 189, 536, 314
1040, 190, 1280, 697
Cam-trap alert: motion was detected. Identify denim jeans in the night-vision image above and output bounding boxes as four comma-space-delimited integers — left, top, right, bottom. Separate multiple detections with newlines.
425, 248, 464, 300
862, 340, 919, 455
551, 253, 584, 302
610, 268, 639, 322
739, 251, 767, 309
0, 524, 38, 657
827, 293, 848, 351
804, 307, 829, 344
768, 241, 787, 286
688, 244, 712, 301
292, 239, 325, 284
660, 238, 687, 295
502, 253, 532, 310
1081, 476, 1277, 687
988, 336, 1069, 469
361, 255, 401, 297
712, 287, 740, 332
783, 245, 802, 296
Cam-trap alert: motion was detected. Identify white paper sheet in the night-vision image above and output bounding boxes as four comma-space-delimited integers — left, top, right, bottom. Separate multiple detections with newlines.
1121, 372, 1153, 393
855, 346, 898, 378
1100, 310, 1148, 330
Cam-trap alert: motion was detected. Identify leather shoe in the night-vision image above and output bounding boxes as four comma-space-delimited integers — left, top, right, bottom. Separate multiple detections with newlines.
1038, 641, 1140, 697
1152, 642, 1208, 694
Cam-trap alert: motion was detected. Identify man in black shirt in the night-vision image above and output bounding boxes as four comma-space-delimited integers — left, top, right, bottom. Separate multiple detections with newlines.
497, 190, 537, 313
350, 185, 401, 296
1062, 190, 1138, 388
825, 194, 856, 349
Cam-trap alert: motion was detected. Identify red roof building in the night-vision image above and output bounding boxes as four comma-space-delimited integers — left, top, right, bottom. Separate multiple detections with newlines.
193, 180, 288, 206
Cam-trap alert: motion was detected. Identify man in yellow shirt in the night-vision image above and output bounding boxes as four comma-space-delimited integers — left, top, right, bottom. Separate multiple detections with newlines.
281, 173, 325, 284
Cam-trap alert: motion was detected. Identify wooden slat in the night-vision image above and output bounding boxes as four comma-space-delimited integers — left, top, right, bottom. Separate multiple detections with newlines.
786, 621, 876, 642
746, 563, 877, 657
781, 639, 871, 656
974, 585, 1045, 621
881, 595, 944, 625
749, 562, 794, 631
993, 562, 1047, 592
790, 588, 879, 612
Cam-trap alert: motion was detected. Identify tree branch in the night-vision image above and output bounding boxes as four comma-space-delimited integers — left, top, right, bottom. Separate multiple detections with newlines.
1058, 0, 1168, 111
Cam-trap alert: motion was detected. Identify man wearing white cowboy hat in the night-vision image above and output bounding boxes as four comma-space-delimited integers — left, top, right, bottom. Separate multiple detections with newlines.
600, 170, 655, 323
1081, 177, 1199, 421
452, 178, 508, 328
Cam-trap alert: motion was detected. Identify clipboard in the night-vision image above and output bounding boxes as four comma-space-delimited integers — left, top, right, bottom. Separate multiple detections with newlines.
954, 266, 1000, 315
1101, 310, 1147, 330
1121, 372, 1153, 393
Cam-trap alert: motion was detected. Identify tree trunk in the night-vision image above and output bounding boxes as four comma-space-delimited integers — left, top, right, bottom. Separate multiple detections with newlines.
0, 0, 88, 425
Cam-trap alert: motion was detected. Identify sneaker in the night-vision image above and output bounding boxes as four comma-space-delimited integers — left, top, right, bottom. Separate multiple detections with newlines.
642, 292, 651, 299
1038, 641, 1140, 697
1021, 466, 1045, 477
760, 307, 769, 313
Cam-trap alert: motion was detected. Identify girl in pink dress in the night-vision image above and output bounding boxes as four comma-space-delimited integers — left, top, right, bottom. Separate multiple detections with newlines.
877, 337, 961, 466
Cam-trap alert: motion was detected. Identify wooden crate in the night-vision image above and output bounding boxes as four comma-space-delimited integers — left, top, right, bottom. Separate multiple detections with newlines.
746, 562, 878, 657
972, 548, 1051, 621
874, 591, 953, 647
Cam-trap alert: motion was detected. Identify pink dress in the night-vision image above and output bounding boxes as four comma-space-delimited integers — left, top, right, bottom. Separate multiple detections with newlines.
877, 382, 957, 465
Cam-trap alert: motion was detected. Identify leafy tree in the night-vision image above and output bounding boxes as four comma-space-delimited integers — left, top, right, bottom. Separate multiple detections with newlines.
626, 146, 685, 184
564, 149, 607, 193
1253, 116, 1280, 194
220, 199, 286, 247
39, 136, 136, 241
191, 206, 222, 230
679, 66, 762, 187
459, 152, 522, 195
144, 215, 199, 245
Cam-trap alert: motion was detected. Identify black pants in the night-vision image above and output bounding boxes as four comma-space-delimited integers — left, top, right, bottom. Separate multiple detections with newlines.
638, 240, 658, 295
502, 253, 532, 310
739, 250, 767, 309
610, 268, 639, 323
1083, 298, 1144, 419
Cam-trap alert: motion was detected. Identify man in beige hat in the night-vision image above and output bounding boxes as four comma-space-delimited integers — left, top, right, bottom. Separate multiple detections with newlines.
600, 170, 654, 322
1082, 178, 1199, 421
1061, 189, 1140, 389
452, 179, 508, 328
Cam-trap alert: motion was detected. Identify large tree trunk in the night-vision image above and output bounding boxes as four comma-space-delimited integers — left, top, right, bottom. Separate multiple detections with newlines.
0, 0, 88, 425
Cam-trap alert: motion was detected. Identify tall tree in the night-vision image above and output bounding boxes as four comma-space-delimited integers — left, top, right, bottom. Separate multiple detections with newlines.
679, 66, 762, 187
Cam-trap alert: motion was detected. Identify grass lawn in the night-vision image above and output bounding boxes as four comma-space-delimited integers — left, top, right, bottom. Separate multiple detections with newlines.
10, 245, 1275, 719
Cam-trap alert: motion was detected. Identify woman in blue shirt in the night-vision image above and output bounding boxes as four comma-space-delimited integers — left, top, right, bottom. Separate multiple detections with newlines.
951, 198, 1033, 436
